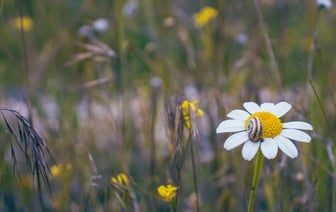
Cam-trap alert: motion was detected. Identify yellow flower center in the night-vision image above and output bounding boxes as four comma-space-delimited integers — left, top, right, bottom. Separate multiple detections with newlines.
245, 112, 282, 139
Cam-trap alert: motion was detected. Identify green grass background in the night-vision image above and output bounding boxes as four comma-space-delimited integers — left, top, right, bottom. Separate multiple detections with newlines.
0, 0, 335, 211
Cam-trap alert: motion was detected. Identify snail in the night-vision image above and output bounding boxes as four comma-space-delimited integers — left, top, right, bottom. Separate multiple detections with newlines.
247, 117, 263, 142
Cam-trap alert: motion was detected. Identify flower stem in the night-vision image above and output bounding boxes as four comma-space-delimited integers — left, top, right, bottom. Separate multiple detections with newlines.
189, 131, 200, 212
248, 149, 264, 212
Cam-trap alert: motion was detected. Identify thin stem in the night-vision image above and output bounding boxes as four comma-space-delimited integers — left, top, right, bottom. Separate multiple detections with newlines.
248, 149, 264, 212
305, 7, 336, 211
113, 0, 124, 92
17, 0, 33, 124
253, 0, 282, 89
149, 84, 159, 209
307, 9, 320, 81
308, 78, 336, 156
189, 130, 200, 212
308, 77, 336, 211
172, 113, 184, 211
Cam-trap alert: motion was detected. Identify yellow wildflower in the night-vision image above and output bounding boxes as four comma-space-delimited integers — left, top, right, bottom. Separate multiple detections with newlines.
180, 100, 204, 129
157, 184, 178, 203
111, 173, 129, 186
51, 163, 72, 178
193, 6, 218, 28
11, 16, 33, 31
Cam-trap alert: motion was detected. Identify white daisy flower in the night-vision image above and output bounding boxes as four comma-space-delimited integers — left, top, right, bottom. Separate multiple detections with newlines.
93, 18, 109, 33
216, 102, 313, 161
316, 0, 333, 9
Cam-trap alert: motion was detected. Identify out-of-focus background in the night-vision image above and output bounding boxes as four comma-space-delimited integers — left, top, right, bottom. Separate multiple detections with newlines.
0, 0, 335, 211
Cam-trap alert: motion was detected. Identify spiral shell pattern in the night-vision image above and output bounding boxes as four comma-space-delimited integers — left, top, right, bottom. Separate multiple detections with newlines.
247, 117, 263, 142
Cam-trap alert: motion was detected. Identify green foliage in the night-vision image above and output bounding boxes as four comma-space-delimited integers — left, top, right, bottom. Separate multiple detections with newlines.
0, 0, 335, 211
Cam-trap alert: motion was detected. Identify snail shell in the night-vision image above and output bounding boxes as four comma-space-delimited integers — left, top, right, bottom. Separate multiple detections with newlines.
247, 117, 262, 142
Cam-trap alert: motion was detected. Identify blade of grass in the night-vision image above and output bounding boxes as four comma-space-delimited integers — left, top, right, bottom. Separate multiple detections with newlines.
253, 0, 282, 89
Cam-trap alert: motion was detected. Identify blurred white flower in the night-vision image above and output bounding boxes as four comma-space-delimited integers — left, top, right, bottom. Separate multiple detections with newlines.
150, 76, 162, 89
123, 0, 138, 17
317, 0, 333, 9
78, 25, 93, 37
216, 102, 313, 161
93, 18, 109, 32
235, 33, 248, 45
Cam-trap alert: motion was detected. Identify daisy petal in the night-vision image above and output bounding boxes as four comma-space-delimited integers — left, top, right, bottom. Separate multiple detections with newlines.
281, 129, 311, 143
273, 102, 292, 118
227, 109, 250, 120
282, 121, 313, 130
223, 131, 249, 150
216, 120, 245, 133
274, 135, 298, 158
260, 103, 275, 112
242, 141, 260, 161
243, 102, 260, 114
260, 138, 278, 159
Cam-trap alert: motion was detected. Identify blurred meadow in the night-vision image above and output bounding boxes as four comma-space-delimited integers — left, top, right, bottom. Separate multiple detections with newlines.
1, 0, 336, 211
